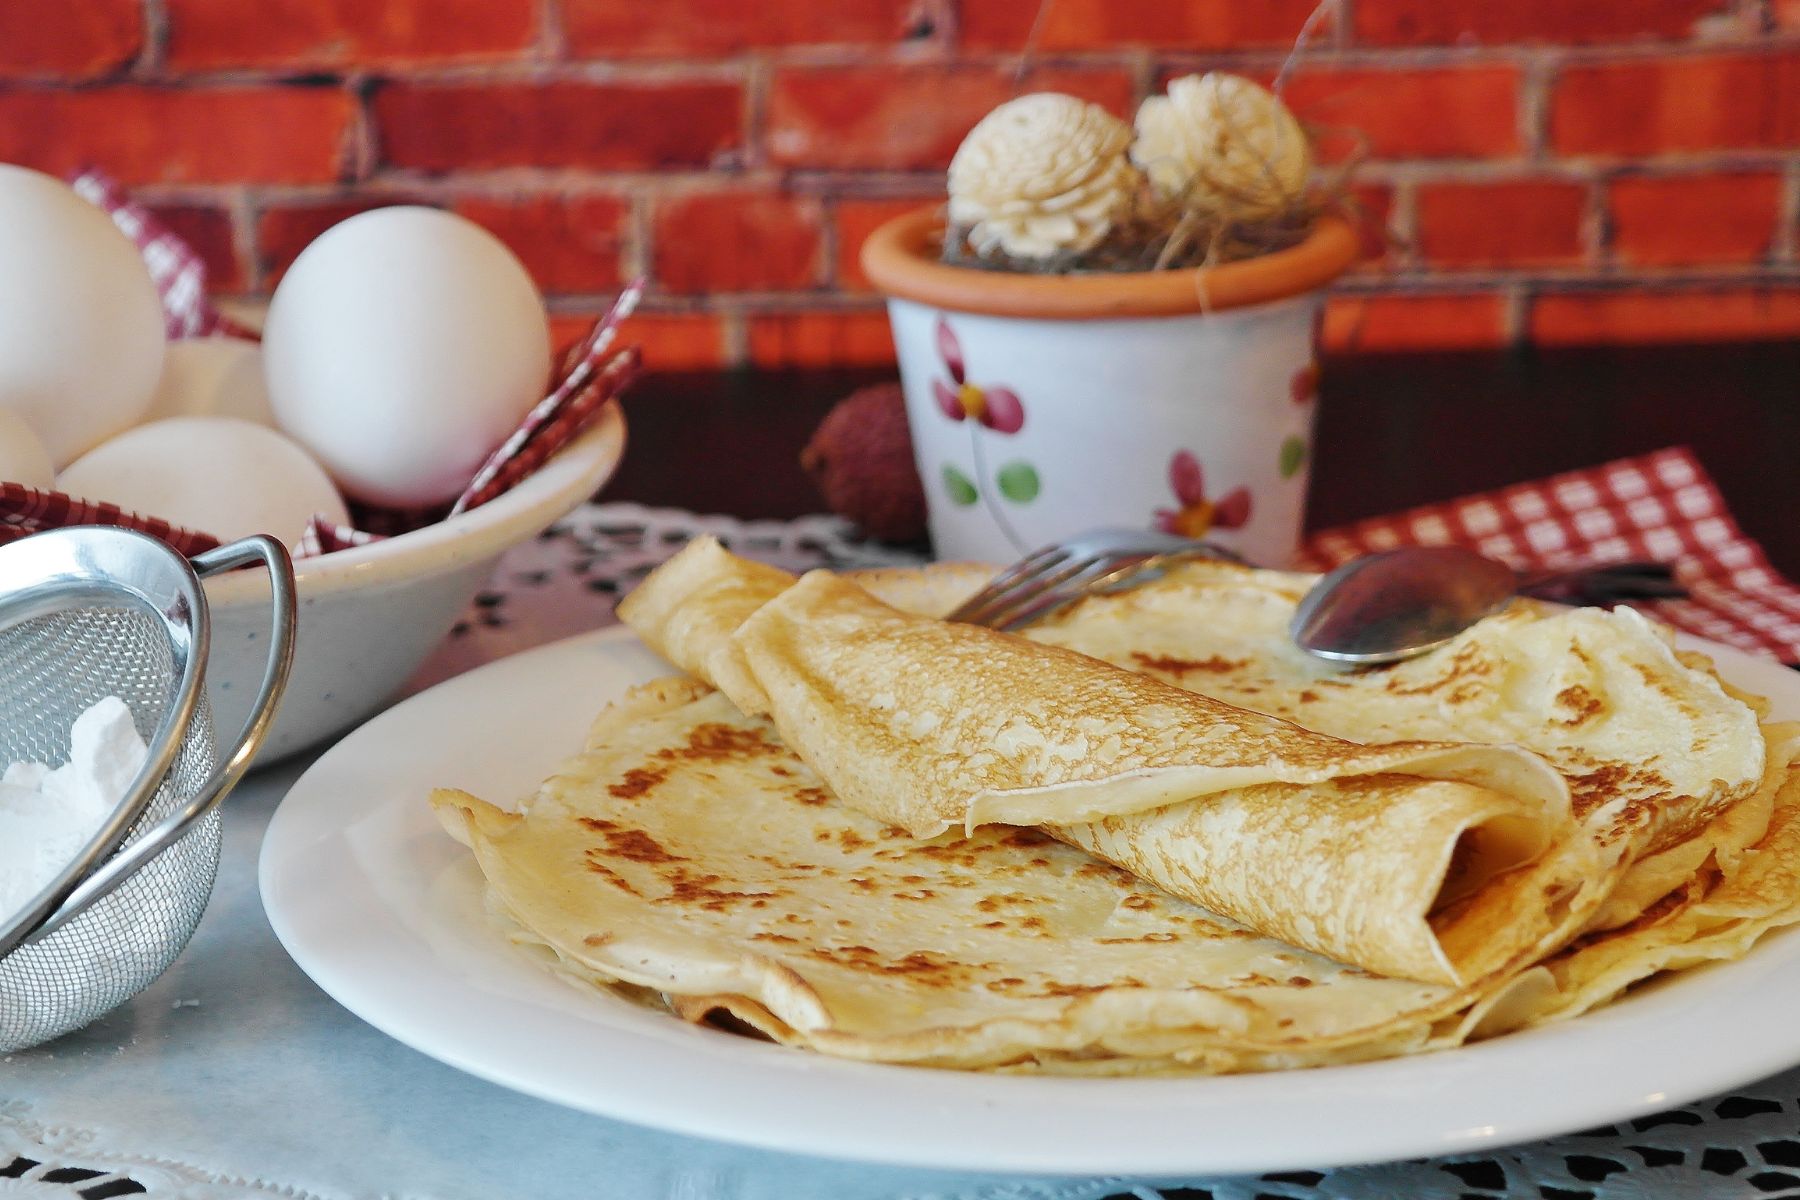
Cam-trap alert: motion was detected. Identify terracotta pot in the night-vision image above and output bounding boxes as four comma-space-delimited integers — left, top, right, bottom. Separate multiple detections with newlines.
861, 207, 1358, 565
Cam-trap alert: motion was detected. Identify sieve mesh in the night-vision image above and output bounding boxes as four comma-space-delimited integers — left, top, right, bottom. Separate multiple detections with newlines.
0, 605, 219, 1053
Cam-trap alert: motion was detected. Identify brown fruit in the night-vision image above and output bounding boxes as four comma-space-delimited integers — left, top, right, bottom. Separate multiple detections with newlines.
800, 382, 927, 544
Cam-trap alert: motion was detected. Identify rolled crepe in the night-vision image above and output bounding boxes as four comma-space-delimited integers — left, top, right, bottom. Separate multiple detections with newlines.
619, 537, 1581, 984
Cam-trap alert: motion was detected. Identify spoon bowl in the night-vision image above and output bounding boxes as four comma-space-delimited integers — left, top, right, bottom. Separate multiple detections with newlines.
1290, 546, 1515, 664
1289, 546, 1684, 665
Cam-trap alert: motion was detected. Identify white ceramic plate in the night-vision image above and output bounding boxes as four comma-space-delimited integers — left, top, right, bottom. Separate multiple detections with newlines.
260, 626, 1800, 1176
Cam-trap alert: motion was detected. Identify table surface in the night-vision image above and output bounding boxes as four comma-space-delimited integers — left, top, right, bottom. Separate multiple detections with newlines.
603, 342, 1800, 578
8, 340, 1800, 1198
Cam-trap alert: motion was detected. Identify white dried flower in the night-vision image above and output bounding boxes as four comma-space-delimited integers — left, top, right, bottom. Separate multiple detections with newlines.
947, 92, 1140, 261
1132, 73, 1311, 220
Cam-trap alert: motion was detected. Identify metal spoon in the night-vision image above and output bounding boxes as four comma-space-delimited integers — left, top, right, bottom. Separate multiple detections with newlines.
1289, 546, 1685, 665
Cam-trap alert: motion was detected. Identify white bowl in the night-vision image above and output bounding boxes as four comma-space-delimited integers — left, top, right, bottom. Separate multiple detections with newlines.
202, 403, 626, 761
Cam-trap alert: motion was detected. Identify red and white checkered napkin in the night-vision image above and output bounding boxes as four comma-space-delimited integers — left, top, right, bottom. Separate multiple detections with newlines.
71, 168, 249, 340
1296, 446, 1800, 663
0, 481, 223, 555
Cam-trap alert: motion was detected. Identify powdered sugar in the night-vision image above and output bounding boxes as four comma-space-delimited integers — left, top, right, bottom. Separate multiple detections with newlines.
0, 698, 148, 926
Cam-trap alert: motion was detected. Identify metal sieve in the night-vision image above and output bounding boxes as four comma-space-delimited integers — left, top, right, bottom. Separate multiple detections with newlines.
0, 526, 294, 1052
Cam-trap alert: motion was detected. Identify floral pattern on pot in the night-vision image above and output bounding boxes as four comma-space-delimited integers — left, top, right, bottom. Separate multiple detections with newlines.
1281, 363, 1316, 479
1279, 435, 1309, 479
1290, 361, 1319, 404
1154, 450, 1251, 540
931, 315, 1036, 552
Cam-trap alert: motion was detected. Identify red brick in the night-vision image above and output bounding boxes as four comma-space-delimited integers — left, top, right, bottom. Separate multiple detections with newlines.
652, 191, 823, 293
165, 0, 537, 69
263, 193, 619, 295
1343, 184, 1395, 267
147, 203, 244, 292
962, 0, 1324, 51
1551, 52, 1800, 155
766, 65, 1135, 170
0, 87, 352, 184
453, 195, 626, 293
1530, 289, 1800, 345
1609, 173, 1781, 266
257, 198, 430, 287
564, 0, 915, 57
1321, 294, 1507, 352
549, 313, 598, 357
609, 313, 731, 371
1354, 0, 1727, 45
835, 197, 935, 290
1415, 179, 1587, 267
375, 81, 743, 172
0, 0, 140, 76
746, 310, 896, 367
1280, 66, 1521, 160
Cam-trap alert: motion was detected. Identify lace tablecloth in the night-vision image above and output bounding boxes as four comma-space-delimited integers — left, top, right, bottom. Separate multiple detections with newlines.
7, 503, 1800, 1200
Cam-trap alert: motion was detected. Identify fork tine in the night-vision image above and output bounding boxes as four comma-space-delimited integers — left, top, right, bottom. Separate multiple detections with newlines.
944, 544, 1080, 623
1099, 546, 1219, 592
980, 541, 1072, 592
952, 551, 1105, 627
946, 530, 1238, 630
1000, 550, 1202, 630
942, 543, 1069, 624
991, 554, 1140, 631
983, 545, 1229, 630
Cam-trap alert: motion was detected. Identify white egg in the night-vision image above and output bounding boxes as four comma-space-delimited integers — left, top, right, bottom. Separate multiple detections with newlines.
57, 417, 349, 548
0, 407, 54, 490
262, 206, 551, 508
0, 164, 166, 467
144, 336, 274, 427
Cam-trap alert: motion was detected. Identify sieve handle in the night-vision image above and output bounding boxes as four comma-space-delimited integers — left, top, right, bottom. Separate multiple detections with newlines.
28, 536, 298, 940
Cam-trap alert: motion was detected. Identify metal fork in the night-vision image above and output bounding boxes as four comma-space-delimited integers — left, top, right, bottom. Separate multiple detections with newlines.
946, 528, 1241, 631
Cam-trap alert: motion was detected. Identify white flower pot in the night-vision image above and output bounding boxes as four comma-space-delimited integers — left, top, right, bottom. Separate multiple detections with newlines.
862, 210, 1357, 567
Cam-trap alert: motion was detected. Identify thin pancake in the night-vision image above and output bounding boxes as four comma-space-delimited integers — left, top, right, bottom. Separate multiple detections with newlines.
1021, 560, 1772, 932
430, 670, 1798, 1073
433, 553, 1796, 1075
428, 678, 1515, 1070
619, 538, 1582, 984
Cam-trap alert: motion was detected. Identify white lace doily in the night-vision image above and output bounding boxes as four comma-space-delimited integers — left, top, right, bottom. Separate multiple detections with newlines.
409, 503, 927, 693
7, 503, 1799, 1200
0, 1100, 309, 1200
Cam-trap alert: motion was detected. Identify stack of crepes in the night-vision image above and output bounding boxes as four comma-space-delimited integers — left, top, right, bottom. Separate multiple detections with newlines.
432, 538, 1800, 1073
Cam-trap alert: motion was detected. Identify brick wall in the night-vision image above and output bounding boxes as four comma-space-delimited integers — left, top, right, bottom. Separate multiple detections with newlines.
4, 0, 1797, 369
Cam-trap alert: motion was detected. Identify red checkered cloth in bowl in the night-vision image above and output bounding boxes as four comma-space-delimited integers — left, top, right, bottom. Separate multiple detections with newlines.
1297, 446, 1800, 664
72, 169, 249, 340
0, 482, 222, 555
